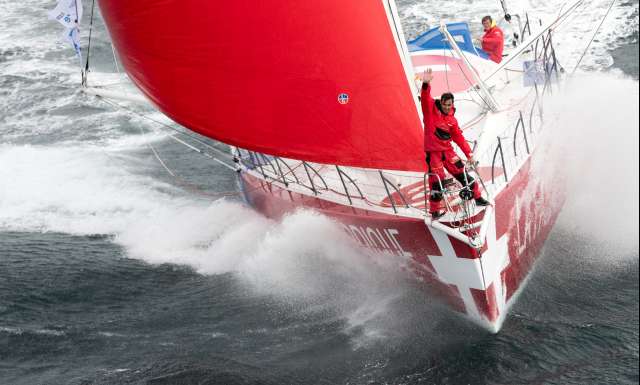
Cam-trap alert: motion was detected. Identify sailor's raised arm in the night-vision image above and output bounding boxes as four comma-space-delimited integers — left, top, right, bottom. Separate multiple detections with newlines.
419, 68, 436, 117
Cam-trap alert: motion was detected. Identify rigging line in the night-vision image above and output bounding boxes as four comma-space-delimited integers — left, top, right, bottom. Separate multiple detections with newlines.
557, 0, 583, 19
443, 43, 451, 92
572, 0, 616, 75
110, 42, 121, 74
94, 132, 240, 199
146, 139, 175, 177
88, 81, 131, 88
82, 0, 96, 86
498, 0, 509, 16
557, 1, 569, 19
165, 133, 236, 172
546, 6, 583, 42
72, 0, 82, 71
88, 102, 378, 202
96, 96, 235, 162
135, 122, 243, 199
455, 60, 493, 111
97, 97, 237, 172
461, 112, 487, 130
555, 1, 587, 30
72, 0, 79, 23
438, 25, 498, 110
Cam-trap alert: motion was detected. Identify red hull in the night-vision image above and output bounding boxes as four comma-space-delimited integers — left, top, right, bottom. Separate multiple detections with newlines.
239, 157, 564, 331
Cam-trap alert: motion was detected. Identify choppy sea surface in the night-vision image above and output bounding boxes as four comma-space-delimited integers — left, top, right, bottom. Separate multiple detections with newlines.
1, 0, 638, 384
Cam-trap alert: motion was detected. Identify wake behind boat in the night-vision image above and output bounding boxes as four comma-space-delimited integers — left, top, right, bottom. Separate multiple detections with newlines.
51, 0, 597, 332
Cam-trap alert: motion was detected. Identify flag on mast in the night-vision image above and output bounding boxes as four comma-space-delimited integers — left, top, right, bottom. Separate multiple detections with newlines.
48, 0, 83, 29
62, 26, 82, 60
48, 0, 83, 61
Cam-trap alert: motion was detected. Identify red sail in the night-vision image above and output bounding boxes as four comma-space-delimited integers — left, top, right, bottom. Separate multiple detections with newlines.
98, 1, 426, 171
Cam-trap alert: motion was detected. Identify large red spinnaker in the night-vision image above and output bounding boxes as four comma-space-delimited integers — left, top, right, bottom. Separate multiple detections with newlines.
98, 0, 425, 171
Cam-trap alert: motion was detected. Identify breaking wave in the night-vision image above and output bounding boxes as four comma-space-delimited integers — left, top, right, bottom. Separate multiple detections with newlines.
541, 72, 639, 259
0, 141, 430, 344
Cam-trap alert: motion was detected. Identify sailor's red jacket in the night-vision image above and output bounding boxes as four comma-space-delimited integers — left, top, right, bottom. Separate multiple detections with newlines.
420, 82, 472, 158
482, 26, 505, 63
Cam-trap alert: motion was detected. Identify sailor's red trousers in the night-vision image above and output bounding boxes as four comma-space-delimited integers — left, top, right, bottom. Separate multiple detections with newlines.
426, 149, 481, 214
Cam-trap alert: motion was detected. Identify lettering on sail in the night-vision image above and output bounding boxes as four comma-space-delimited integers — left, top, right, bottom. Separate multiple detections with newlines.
342, 225, 412, 257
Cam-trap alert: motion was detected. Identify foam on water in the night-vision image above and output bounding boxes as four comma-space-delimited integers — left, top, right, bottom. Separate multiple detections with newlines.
115, 193, 427, 343
545, 73, 639, 257
0, 140, 420, 343
0, 0, 637, 351
0, 144, 178, 234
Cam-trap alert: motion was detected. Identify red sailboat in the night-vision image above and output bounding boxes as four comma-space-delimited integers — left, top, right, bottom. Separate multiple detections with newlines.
87, 0, 583, 332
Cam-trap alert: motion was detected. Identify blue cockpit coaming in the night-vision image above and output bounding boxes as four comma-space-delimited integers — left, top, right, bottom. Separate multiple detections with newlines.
407, 22, 489, 60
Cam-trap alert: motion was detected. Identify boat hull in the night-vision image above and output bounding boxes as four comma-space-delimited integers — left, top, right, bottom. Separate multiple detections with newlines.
238, 156, 564, 332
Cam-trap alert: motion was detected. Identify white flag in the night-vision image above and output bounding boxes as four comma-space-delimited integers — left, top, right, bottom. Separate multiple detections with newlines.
62, 27, 82, 61
48, 0, 83, 29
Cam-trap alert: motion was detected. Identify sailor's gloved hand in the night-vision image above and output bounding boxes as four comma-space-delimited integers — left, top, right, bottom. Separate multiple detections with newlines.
466, 155, 478, 167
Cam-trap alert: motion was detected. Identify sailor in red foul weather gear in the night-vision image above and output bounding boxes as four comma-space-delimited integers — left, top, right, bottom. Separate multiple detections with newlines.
481, 15, 505, 63
420, 68, 489, 219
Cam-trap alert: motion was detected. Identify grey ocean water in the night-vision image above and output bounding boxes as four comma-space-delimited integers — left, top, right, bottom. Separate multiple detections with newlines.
1, 1, 638, 384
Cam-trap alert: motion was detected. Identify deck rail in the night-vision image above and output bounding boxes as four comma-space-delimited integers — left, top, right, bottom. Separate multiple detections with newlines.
236, 35, 559, 220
